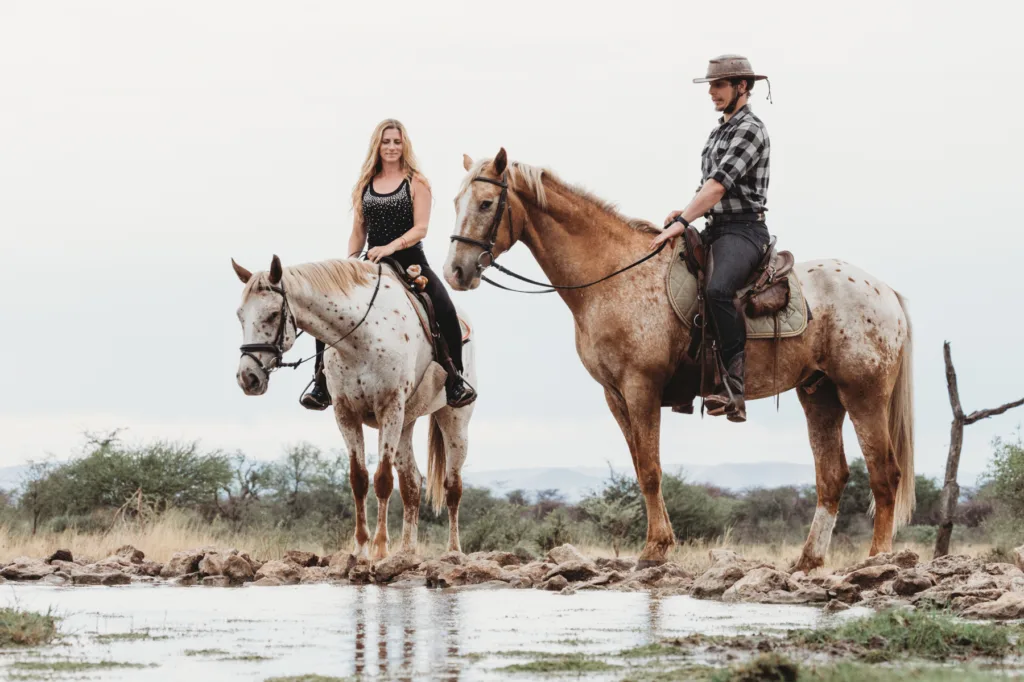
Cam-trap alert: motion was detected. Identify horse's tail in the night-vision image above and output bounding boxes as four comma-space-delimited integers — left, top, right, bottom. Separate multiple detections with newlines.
890, 291, 916, 530
426, 414, 446, 514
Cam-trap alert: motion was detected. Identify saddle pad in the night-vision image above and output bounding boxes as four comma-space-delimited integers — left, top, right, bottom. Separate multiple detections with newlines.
382, 265, 472, 345
666, 241, 809, 339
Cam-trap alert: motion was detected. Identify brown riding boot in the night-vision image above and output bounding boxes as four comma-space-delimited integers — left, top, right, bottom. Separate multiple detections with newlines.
705, 351, 746, 423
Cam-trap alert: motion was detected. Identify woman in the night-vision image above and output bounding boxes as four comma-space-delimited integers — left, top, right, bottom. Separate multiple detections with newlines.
300, 119, 477, 410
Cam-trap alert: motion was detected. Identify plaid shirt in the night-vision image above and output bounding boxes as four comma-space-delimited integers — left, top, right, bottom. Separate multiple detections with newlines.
700, 105, 770, 215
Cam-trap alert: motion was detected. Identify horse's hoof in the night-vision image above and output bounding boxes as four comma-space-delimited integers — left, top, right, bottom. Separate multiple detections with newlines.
635, 559, 667, 570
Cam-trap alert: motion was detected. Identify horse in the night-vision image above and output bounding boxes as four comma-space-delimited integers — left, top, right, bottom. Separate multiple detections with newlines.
232, 255, 476, 559
444, 150, 913, 572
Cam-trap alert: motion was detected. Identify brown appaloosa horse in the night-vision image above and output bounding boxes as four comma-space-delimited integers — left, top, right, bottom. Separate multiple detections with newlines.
444, 150, 914, 572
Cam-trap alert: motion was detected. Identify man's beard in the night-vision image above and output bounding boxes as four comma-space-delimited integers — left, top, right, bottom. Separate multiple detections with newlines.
723, 89, 744, 115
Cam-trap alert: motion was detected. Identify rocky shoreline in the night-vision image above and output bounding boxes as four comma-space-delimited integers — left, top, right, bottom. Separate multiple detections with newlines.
3, 544, 1023, 619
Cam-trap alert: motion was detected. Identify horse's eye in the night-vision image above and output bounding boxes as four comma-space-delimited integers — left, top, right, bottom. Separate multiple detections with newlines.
267, 312, 280, 324
479, 200, 493, 211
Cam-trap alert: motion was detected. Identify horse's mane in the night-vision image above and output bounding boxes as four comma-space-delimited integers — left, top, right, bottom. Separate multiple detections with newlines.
243, 259, 377, 300
460, 159, 659, 235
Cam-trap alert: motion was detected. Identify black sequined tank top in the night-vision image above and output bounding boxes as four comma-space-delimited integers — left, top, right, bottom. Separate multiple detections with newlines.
363, 178, 426, 266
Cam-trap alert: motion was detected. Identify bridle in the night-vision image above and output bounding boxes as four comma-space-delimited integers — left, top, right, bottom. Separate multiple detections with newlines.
238, 262, 384, 377
449, 171, 667, 295
239, 281, 300, 375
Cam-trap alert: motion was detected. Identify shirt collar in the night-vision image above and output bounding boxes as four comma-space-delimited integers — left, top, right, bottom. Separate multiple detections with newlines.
718, 104, 751, 127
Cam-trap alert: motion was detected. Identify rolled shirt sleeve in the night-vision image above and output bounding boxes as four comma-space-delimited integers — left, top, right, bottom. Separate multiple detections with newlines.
709, 121, 766, 191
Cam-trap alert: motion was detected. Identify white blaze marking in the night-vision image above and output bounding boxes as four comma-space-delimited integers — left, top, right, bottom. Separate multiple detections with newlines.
808, 506, 837, 560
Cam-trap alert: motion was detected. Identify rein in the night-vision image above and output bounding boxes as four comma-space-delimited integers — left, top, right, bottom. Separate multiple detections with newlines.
238, 262, 384, 374
450, 172, 666, 294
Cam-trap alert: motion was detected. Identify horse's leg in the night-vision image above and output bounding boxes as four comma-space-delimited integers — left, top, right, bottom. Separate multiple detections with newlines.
841, 388, 901, 556
794, 379, 849, 572
334, 409, 370, 558
433, 405, 470, 553
603, 384, 674, 567
371, 410, 403, 561
393, 422, 421, 554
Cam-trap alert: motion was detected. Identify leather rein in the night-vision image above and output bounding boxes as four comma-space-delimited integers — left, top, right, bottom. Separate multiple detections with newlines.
449, 172, 666, 294
238, 262, 384, 375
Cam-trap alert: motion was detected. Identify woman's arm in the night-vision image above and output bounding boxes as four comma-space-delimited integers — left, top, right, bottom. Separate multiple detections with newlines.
348, 214, 366, 258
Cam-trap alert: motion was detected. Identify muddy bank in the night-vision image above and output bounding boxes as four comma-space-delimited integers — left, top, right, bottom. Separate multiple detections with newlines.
3, 543, 1024, 618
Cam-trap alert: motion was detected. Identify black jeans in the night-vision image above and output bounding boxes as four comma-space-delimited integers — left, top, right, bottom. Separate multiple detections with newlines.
704, 222, 771, 366
314, 250, 464, 376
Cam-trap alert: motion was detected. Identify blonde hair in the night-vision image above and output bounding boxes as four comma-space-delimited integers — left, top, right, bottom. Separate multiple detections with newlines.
352, 119, 430, 220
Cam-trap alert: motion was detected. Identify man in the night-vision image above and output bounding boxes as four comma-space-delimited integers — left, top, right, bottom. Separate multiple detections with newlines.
651, 55, 771, 423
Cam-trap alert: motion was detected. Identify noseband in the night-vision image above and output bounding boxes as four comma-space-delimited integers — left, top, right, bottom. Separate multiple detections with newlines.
448, 171, 667, 294
449, 172, 512, 272
239, 281, 300, 375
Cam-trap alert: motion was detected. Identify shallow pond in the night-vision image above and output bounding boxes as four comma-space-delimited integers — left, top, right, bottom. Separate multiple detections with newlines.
0, 583, 866, 680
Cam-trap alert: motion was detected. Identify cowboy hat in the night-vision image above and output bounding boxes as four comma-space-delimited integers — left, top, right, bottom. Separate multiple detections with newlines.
693, 54, 767, 84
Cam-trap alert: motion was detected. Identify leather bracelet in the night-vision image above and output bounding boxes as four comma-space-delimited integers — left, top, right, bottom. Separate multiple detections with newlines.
670, 215, 690, 229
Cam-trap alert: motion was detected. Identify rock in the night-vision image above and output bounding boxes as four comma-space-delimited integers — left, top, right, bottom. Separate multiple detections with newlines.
823, 599, 850, 614
373, 554, 422, 583
482, 551, 521, 568
161, 549, 206, 578
509, 576, 534, 589
925, 555, 979, 580
962, 592, 1024, 620
722, 568, 791, 602
174, 572, 201, 587
47, 549, 73, 564
983, 562, 1023, 578
826, 582, 862, 604
254, 560, 303, 585
451, 580, 512, 592
198, 552, 232, 577
691, 563, 747, 599
1, 557, 58, 581
1015, 546, 1024, 572
513, 546, 536, 563
251, 577, 284, 587
445, 560, 513, 586
762, 587, 829, 604
349, 563, 373, 584
38, 574, 68, 586
283, 550, 319, 568
546, 544, 590, 566
543, 561, 600, 583
300, 567, 330, 584
910, 586, 955, 609
114, 545, 145, 563
893, 570, 935, 596
71, 571, 131, 586
438, 551, 467, 565
136, 561, 164, 577
846, 549, 919, 572
541, 575, 569, 591
843, 564, 900, 589
222, 555, 255, 584
202, 576, 232, 587
518, 561, 556, 584
596, 557, 636, 572
423, 560, 456, 588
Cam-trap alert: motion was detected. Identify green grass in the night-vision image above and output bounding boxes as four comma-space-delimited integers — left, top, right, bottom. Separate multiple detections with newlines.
790, 609, 1020, 662
264, 677, 353, 682
95, 630, 169, 642
498, 654, 618, 673
618, 642, 691, 658
0, 608, 58, 648
12, 660, 151, 672
711, 655, 1018, 682
219, 654, 273, 662
184, 648, 230, 656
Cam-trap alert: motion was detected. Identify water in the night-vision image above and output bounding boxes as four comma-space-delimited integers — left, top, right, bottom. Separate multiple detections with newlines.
0, 583, 863, 680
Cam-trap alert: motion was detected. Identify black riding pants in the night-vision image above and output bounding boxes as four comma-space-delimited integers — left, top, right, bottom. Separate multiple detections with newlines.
704, 222, 771, 366
314, 251, 463, 376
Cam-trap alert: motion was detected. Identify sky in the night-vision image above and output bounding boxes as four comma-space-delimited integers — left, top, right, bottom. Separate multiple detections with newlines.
1, 0, 1022, 486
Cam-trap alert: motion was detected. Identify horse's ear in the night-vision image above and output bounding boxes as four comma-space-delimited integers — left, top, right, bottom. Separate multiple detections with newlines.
269, 255, 283, 285
232, 258, 252, 284
462, 154, 473, 171
493, 148, 508, 175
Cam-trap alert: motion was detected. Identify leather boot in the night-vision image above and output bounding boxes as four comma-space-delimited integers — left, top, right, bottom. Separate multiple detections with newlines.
705, 351, 746, 422
299, 370, 331, 411
446, 373, 478, 408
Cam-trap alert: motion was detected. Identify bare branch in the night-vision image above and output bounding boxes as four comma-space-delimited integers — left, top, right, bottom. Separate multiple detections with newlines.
943, 341, 965, 421
964, 397, 1024, 425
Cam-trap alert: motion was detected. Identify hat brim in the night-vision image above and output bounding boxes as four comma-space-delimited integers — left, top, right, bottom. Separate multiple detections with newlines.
693, 74, 768, 84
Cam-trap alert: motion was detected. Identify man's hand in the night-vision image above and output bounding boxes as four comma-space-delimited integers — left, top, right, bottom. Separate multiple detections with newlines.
650, 221, 687, 251
664, 209, 683, 225
367, 244, 396, 263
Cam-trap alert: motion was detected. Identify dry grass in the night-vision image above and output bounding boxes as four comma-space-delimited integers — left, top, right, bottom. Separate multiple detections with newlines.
0, 512, 995, 569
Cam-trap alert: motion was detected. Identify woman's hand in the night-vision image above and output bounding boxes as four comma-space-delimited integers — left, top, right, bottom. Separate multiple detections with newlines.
367, 244, 396, 263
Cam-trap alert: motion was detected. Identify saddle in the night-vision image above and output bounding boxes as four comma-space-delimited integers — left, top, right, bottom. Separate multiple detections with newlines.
669, 225, 796, 415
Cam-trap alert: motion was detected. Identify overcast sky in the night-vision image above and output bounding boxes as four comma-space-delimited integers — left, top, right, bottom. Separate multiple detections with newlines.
1, 0, 1021, 486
